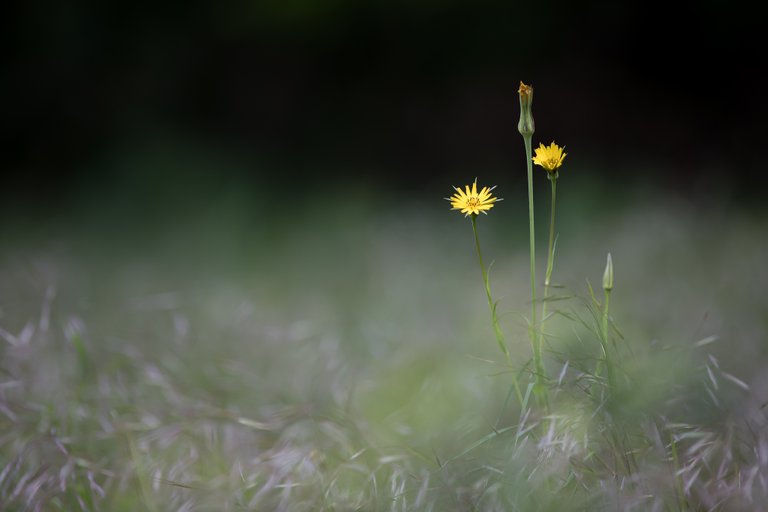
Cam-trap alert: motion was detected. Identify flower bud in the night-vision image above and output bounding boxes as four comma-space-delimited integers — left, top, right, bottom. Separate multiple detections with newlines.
517, 81, 535, 137
602, 253, 614, 292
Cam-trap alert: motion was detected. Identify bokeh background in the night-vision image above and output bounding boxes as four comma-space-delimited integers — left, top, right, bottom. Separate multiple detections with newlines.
4, 0, 767, 223
3, 1, 768, 509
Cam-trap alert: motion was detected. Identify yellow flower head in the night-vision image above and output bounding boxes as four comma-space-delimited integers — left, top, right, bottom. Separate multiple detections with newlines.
532, 142, 566, 174
447, 179, 499, 217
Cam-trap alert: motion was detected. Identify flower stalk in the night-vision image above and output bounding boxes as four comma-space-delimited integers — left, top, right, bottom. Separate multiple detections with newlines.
471, 215, 508, 358
518, 82, 546, 402
602, 253, 615, 392
545, 177, 557, 290
534, 142, 566, 344
540, 175, 557, 339
470, 215, 524, 407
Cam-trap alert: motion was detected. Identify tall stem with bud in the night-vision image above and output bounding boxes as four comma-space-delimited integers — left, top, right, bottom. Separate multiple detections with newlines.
518, 82, 546, 404
602, 253, 614, 391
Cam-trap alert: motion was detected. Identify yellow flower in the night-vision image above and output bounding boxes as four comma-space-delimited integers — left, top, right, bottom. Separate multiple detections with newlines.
447, 179, 499, 217
532, 142, 566, 174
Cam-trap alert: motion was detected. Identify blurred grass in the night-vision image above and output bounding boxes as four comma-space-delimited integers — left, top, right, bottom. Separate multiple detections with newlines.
1, 163, 768, 509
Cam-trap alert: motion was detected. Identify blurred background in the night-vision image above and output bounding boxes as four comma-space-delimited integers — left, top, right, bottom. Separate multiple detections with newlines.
4, 0, 767, 227
4, 0, 767, 374
3, 0, 768, 401
3, 1, 768, 508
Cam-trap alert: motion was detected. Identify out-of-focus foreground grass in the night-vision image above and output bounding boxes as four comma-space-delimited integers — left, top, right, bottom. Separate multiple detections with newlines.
1, 166, 767, 510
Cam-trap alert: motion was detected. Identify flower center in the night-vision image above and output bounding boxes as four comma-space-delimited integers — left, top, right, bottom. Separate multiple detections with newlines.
467, 197, 480, 208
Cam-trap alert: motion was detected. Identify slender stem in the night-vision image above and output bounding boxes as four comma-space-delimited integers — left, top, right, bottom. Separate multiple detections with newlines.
523, 135, 545, 397
541, 177, 558, 338
545, 177, 557, 290
471, 215, 523, 406
471, 215, 509, 359
602, 288, 614, 392
602, 290, 611, 346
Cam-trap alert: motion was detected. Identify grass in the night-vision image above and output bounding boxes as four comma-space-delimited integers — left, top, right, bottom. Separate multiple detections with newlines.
1, 183, 767, 511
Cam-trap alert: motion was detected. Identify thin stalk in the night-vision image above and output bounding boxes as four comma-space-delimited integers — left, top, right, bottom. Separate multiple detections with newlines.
523, 135, 546, 400
602, 288, 614, 392
471, 215, 523, 406
601, 291, 611, 346
541, 177, 558, 338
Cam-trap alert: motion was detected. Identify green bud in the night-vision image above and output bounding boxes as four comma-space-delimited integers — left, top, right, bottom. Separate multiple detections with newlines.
517, 82, 535, 137
602, 253, 614, 291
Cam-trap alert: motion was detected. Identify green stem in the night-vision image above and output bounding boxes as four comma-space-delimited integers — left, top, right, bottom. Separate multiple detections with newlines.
471, 215, 508, 358
602, 291, 611, 346
471, 215, 523, 406
523, 135, 546, 399
541, 177, 557, 338
544, 177, 557, 290
602, 288, 614, 392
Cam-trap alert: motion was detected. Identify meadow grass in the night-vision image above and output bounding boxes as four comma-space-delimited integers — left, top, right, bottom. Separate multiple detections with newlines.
1, 185, 767, 511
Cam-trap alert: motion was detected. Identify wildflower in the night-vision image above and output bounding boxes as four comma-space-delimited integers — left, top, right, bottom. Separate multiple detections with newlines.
532, 142, 566, 176
447, 179, 499, 217
517, 82, 535, 137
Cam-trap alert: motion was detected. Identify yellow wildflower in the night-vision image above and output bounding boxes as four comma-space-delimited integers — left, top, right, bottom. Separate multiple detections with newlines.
532, 142, 566, 174
447, 179, 499, 217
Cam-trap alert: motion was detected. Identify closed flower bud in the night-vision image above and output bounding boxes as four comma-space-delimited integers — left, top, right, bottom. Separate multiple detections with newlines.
517, 82, 535, 137
602, 253, 614, 291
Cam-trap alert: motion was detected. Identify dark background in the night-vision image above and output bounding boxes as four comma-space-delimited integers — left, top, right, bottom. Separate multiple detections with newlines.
4, 0, 766, 223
